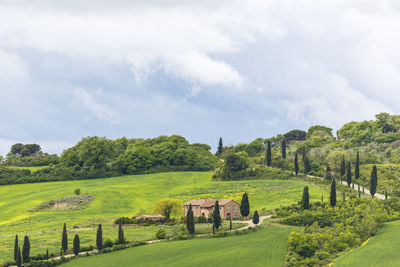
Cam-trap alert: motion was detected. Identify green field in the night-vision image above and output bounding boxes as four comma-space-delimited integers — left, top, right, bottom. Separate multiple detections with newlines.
335, 220, 400, 267
0, 171, 328, 264
63, 225, 294, 267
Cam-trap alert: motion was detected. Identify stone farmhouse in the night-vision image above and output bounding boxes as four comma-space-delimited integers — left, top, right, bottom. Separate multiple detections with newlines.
184, 199, 240, 220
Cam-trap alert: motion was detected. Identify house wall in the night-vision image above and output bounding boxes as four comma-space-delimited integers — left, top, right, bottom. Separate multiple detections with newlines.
223, 202, 240, 219
184, 205, 202, 217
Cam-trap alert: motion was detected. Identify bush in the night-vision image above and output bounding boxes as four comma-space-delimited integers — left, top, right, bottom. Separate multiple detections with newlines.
156, 229, 167, 239
103, 239, 114, 248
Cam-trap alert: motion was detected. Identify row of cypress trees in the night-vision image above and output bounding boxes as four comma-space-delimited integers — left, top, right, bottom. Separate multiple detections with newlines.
13, 235, 30, 266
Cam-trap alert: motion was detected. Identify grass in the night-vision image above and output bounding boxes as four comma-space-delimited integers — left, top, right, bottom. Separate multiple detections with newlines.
62, 225, 295, 267
335, 219, 400, 267
0, 171, 328, 264
5, 165, 48, 172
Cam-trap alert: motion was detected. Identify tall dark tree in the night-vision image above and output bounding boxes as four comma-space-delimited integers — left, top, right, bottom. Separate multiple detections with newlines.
22, 236, 30, 264
340, 155, 346, 181
301, 186, 310, 210
294, 152, 299, 176
346, 161, 352, 187
281, 139, 286, 160
118, 222, 125, 244
385, 190, 388, 200
216, 137, 223, 157
370, 165, 378, 197
14, 235, 18, 261
240, 192, 250, 218
212, 201, 222, 231
302, 150, 311, 173
46, 249, 49, 261
16, 247, 22, 267
325, 165, 332, 180
230, 217, 232, 230
61, 223, 68, 252
252, 210, 259, 226
355, 151, 360, 180
96, 224, 103, 250
186, 204, 195, 235
73, 234, 80, 256
266, 140, 272, 166
330, 179, 336, 208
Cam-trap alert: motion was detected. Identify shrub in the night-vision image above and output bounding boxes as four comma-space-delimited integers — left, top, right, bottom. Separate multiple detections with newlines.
156, 229, 167, 239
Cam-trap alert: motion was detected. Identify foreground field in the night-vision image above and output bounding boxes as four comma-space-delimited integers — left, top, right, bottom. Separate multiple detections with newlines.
0, 172, 328, 263
63, 225, 294, 267
335, 220, 400, 267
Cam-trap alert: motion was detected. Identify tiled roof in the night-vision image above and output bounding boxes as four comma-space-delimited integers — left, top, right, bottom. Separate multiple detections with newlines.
184, 199, 206, 206
184, 199, 239, 207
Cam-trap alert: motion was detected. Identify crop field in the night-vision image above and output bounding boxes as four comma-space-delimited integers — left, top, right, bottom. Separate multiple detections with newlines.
0, 172, 328, 264
335, 220, 400, 267
63, 225, 295, 267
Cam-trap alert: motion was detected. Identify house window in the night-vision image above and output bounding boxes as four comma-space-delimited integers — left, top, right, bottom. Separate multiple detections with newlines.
196, 206, 198, 210
220, 207, 222, 210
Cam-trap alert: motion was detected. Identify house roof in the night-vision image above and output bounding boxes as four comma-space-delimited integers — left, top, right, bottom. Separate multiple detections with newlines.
184, 199, 239, 207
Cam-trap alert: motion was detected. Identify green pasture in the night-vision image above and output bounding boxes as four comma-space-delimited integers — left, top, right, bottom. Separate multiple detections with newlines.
335, 220, 400, 267
0, 172, 328, 263
63, 225, 294, 267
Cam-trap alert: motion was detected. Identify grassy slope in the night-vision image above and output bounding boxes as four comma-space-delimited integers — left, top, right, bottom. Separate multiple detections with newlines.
63, 225, 294, 267
0, 172, 328, 263
335, 220, 400, 267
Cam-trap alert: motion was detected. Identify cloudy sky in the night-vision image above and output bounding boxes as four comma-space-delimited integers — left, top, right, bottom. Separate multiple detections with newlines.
0, 0, 399, 155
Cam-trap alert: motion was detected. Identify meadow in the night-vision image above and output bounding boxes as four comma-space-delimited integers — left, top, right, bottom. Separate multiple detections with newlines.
62, 225, 295, 267
335, 220, 400, 267
0, 171, 328, 264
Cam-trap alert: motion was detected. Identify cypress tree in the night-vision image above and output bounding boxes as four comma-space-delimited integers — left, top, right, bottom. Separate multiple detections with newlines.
294, 152, 299, 176
343, 193, 346, 202
302, 150, 311, 173
118, 222, 125, 244
385, 190, 388, 200
46, 249, 49, 261
346, 161, 352, 188
281, 139, 286, 160
216, 137, 223, 157
330, 179, 336, 208
61, 223, 68, 252
22, 235, 30, 264
230, 217, 232, 230
370, 165, 378, 197
186, 204, 195, 235
355, 151, 360, 180
252, 211, 259, 226
212, 201, 222, 231
16, 247, 22, 267
340, 155, 346, 182
14, 234, 18, 261
321, 195, 323, 202
266, 140, 272, 166
96, 224, 103, 250
212, 224, 215, 234
73, 234, 80, 256
325, 165, 332, 180
358, 184, 361, 198
240, 192, 250, 218
301, 186, 310, 210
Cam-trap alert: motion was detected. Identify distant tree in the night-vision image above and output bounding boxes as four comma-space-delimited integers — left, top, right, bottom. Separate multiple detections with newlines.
283, 130, 307, 142
370, 165, 378, 197
281, 139, 286, 160
252, 211, 259, 226
294, 152, 299, 176
266, 140, 272, 166
230, 217, 232, 230
355, 151, 360, 180
325, 165, 332, 180
46, 249, 49, 261
346, 161, 352, 187
16, 247, 22, 267
96, 224, 103, 250
14, 235, 18, 261
302, 150, 311, 173
343, 193, 346, 202
321, 195, 323, 202
73, 234, 80, 256
153, 199, 182, 220
74, 188, 81, 196
22, 236, 30, 264
340, 155, 346, 179
330, 179, 336, 208
301, 186, 310, 210
118, 222, 125, 244
385, 190, 388, 200
213, 201, 222, 231
10, 143, 24, 156
240, 192, 250, 218
186, 204, 195, 235
61, 223, 68, 252
216, 137, 223, 157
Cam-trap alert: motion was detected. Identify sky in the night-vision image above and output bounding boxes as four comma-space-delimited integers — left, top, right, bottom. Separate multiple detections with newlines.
0, 0, 399, 156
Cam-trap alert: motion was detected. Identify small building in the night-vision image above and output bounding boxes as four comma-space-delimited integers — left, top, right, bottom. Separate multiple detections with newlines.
184, 199, 240, 220
134, 214, 166, 222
